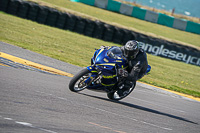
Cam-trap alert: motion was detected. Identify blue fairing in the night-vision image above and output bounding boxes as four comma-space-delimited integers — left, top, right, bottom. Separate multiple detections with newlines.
88, 46, 128, 87
91, 46, 128, 69
87, 65, 151, 75
146, 65, 151, 74
89, 46, 151, 73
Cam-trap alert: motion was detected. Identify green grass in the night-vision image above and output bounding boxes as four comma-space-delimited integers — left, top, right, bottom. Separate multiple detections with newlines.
30, 0, 200, 49
117, 0, 200, 23
0, 12, 200, 97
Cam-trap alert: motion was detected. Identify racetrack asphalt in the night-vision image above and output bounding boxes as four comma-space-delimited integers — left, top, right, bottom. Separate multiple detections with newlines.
0, 41, 200, 133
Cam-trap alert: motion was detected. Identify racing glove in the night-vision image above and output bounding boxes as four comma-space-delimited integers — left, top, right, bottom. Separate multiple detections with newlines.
118, 68, 128, 77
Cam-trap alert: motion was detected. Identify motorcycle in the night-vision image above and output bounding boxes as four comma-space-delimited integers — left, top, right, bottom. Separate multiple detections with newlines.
69, 46, 151, 100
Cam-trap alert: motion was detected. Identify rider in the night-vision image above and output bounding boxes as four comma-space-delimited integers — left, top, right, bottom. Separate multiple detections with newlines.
119, 40, 148, 90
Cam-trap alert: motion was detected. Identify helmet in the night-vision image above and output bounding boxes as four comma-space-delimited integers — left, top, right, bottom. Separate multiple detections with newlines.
124, 40, 139, 59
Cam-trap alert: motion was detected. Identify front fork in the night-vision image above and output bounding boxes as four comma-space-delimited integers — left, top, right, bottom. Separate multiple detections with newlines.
84, 66, 99, 85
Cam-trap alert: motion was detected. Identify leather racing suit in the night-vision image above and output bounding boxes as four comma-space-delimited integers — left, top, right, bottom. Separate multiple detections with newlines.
120, 46, 148, 87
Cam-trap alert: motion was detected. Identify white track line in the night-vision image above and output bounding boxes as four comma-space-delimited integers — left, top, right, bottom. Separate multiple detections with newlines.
1, 116, 57, 133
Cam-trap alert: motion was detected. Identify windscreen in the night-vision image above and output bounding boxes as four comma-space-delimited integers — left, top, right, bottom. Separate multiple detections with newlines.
107, 47, 123, 59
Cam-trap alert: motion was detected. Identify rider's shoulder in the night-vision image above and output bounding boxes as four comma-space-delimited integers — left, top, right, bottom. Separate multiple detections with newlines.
119, 46, 125, 50
139, 48, 147, 55
137, 48, 147, 59
139, 48, 145, 53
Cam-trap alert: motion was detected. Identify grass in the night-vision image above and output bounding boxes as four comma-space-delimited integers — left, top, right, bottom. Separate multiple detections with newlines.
0, 12, 200, 97
28, 0, 200, 49
116, 0, 200, 24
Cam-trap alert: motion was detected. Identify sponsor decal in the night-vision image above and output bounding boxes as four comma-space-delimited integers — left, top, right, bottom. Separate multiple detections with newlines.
138, 42, 200, 66
115, 60, 122, 62
102, 75, 116, 79
104, 58, 109, 62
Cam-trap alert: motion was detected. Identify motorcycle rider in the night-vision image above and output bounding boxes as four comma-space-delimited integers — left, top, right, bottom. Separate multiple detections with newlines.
119, 40, 148, 92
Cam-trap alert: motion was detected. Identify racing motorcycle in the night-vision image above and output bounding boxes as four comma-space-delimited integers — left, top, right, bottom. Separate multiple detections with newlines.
69, 46, 151, 100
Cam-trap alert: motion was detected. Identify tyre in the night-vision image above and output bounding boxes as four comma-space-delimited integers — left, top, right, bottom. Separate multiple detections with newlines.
0, 0, 9, 12
36, 6, 49, 24
27, 3, 39, 21
107, 82, 136, 100
17, 1, 29, 18
46, 8, 59, 27
74, 17, 86, 34
113, 27, 124, 44
65, 14, 77, 31
6, 0, 20, 15
93, 21, 105, 39
84, 19, 95, 37
122, 30, 137, 45
69, 68, 91, 92
103, 24, 114, 42
55, 12, 68, 29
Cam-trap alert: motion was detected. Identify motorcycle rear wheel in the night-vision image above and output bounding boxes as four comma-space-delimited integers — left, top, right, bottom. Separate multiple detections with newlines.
107, 82, 136, 100
69, 68, 91, 92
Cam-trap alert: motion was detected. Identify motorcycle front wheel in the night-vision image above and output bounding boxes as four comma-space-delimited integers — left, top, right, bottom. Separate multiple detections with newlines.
69, 68, 91, 92
107, 82, 136, 100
